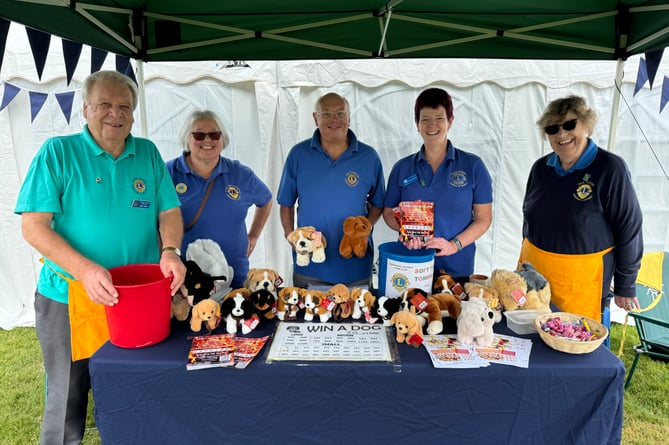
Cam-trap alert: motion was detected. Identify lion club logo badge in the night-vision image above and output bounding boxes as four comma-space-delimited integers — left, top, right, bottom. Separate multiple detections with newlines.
175, 183, 188, 194
133, 178, 146, 193
226, 185, 240, 200
574, 173, 594, 201
345, 171, 359, 187
450, 170, 467, 188
391, 273, 409, 292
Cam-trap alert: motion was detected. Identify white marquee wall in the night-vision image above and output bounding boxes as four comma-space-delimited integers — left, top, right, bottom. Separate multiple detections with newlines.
1, 24, 668, 329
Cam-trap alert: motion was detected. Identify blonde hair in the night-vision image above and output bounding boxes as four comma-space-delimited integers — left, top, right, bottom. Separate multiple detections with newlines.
536, 95, 597, 135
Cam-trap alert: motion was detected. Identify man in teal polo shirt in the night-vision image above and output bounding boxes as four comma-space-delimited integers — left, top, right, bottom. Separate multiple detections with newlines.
14, 70, 185, 445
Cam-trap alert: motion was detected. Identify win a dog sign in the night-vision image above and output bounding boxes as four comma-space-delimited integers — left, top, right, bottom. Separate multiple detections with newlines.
266, 323, 393, 362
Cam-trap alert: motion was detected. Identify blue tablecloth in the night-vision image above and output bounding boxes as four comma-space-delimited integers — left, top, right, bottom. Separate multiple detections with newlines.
89, 317, 624, 445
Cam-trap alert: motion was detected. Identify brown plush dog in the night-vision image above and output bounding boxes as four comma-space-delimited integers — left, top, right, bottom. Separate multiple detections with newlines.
244, 268, 283, 293
339, 215, 371, 259
287, 226, 326, 266
327, 283, 352, 321
277, 286, 303, 321
171, 294, 190, 321
390, 307, 424, 347
399, 288, 460, 335
432, 271, 466, 299
190, 299, 221, 332
350, 287, 376, 321
301, 288, 331, 322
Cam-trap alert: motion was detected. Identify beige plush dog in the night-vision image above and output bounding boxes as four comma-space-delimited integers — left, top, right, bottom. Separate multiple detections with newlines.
287, 226, 326, 266
190, 299, 221, 332
390, 307, 424, 347
327, 283, 352, 321
244, 268, 283, 293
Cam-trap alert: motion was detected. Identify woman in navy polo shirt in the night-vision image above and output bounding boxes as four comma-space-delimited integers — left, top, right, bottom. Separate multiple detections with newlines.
382, 88, 493, 279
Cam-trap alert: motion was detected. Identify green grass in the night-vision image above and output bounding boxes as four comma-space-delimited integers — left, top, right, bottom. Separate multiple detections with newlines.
1, 323, 667, 444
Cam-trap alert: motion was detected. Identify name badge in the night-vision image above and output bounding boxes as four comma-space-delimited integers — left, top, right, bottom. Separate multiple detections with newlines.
402, 174, 418, 186
132, 200, 151, 208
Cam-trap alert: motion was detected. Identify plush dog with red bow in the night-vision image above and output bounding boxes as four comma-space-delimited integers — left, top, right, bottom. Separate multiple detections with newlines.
190, 298, 221, 333
390, 306, 424, 347
277, 286, 303, 321
400, 288, 461, 335
287, 226, 326, 266
350, 288, 377, 322
302, 289, 331, 322
220, 288, 258, 335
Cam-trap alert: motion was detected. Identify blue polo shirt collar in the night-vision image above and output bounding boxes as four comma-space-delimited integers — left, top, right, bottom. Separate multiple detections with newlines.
547, 138, 597, 176
175, 153, 228, 178
311, 129, 360, 154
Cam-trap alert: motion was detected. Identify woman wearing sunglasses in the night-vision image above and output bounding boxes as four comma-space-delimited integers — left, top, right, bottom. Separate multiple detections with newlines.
166, 110, 272, 290
520, 95, 643, 337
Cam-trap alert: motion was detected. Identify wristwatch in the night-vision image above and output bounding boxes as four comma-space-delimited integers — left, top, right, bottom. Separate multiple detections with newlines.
161, 246, 182, 256
450, 237, 463, 252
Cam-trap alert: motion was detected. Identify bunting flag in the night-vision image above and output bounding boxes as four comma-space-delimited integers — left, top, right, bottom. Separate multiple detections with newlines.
28, 91, 48, 122
645, 49, 664, 89
62, 39, 83, 86
115, 55, 137, 84
91, 47, 108, 73
0, 83, 20, 111
634, 57, 648, 96
25, 27, 51, 81
661, 76, 669, 113
0, 18, 10, 74
55, 91, 76, 124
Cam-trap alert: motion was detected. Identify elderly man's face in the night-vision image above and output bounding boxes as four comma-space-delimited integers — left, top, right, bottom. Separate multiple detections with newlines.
313, 95, 350, 143
83, 79, 134, 152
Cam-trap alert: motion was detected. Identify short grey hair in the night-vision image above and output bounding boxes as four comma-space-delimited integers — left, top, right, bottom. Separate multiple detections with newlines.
315, 92, 350, 112
179, 110, 231, 152
82, 70, 138, 110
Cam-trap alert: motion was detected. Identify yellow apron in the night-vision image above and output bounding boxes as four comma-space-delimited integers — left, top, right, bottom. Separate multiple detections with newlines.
44, 260, 110, 361
519, 239, 613, 322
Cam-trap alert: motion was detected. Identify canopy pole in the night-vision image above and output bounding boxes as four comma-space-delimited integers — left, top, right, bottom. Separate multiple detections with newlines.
607, 58, 625, 152
136, 60, 148, 137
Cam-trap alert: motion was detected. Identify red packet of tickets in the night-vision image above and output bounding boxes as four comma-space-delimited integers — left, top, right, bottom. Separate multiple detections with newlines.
398, 200, 434, 242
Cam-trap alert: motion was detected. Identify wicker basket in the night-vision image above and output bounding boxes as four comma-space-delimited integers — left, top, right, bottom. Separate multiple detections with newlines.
534, 312, 608, 354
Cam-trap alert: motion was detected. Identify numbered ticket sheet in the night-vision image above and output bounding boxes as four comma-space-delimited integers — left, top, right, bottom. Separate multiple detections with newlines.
266, 322, 394, 362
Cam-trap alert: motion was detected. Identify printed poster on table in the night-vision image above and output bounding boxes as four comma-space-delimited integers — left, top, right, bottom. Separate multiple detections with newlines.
266, 322, 394, 362
423, 334, 532, 369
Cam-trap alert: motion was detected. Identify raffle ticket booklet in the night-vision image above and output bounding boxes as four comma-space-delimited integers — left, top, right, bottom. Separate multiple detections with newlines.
266, 322, 394, 362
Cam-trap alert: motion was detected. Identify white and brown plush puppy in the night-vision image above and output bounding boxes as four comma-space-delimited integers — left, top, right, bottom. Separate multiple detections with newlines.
301, 289, 331, 322
220, 288, 257, 334
277, 286, 303, 321
432, 271, 466, 299
398, 288, 460, 334
190, 298, 221, 333
287, 226, 326, 266
244, 268, 283, 294
327, 283, 352, 321
390, 306, 423, 347
350, 288, 376, 321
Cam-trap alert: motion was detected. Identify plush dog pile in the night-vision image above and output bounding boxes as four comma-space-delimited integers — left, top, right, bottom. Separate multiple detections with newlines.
177, 239, 554, 349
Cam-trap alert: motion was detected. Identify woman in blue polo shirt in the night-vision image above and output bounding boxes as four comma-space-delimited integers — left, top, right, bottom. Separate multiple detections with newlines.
166, 110, 272, 289
382, 87, 493, 279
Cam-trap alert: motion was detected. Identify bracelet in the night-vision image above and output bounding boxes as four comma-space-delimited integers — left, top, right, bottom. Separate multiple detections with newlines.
450, 237, 463, 252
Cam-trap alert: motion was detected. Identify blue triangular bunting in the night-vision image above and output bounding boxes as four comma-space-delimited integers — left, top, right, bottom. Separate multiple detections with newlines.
55, 91, 75, 124
0, 82, 21, 111
645, 49, 664, 90
661, 77, 669, 113
115, 55, 137, 84
29, 91, 48, 123
0, 18, 10, 74
91, 47, 107, 73
25, 27, 51, 81
62, 39, 83, 86
634, 57, 648, 96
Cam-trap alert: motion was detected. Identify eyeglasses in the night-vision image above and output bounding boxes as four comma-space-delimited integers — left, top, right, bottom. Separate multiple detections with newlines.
191, 131, 222, 141
544, 118, 578, 135
316, 111, 349, 120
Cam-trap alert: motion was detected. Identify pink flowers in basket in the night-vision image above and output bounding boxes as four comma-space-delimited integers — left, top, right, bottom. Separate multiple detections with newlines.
539, 316, 598, 341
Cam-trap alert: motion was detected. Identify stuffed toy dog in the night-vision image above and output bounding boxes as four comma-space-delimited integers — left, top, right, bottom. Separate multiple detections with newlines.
456, 297, 496, 347
186, 239, 234, 298
390, 306, 424, 347
190, 298, 221, 333
180, 260, 217, 306
171, 293, 191, 321
326, 283, 353, 321
302, 289, 332, 322
249, 289, 277, 320
398, 288, 460, 334
339, 215, 371, 259
489, 264, 551, 312
464, 282, 502, 322
220, 288, 258, 334
375, 296, 403, 326
287, 226, 326, 266
351, 288, 377, 323
244, 268, 283, 294
432, 271, 466, 299
277, 286, 303, 321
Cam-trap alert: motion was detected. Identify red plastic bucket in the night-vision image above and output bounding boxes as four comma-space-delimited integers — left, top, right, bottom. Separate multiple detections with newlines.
105, 264, 171, 348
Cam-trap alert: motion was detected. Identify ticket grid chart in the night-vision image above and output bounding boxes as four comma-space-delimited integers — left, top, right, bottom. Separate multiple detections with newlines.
266, 322, 394, 362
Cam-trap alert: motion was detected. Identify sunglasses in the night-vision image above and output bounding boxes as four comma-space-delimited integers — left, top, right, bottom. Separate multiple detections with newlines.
544, 118, 578, 135
191, 131, 222, 141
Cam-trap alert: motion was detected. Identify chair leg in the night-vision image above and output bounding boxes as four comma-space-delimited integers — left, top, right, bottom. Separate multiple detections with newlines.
625, 353, 642, 389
